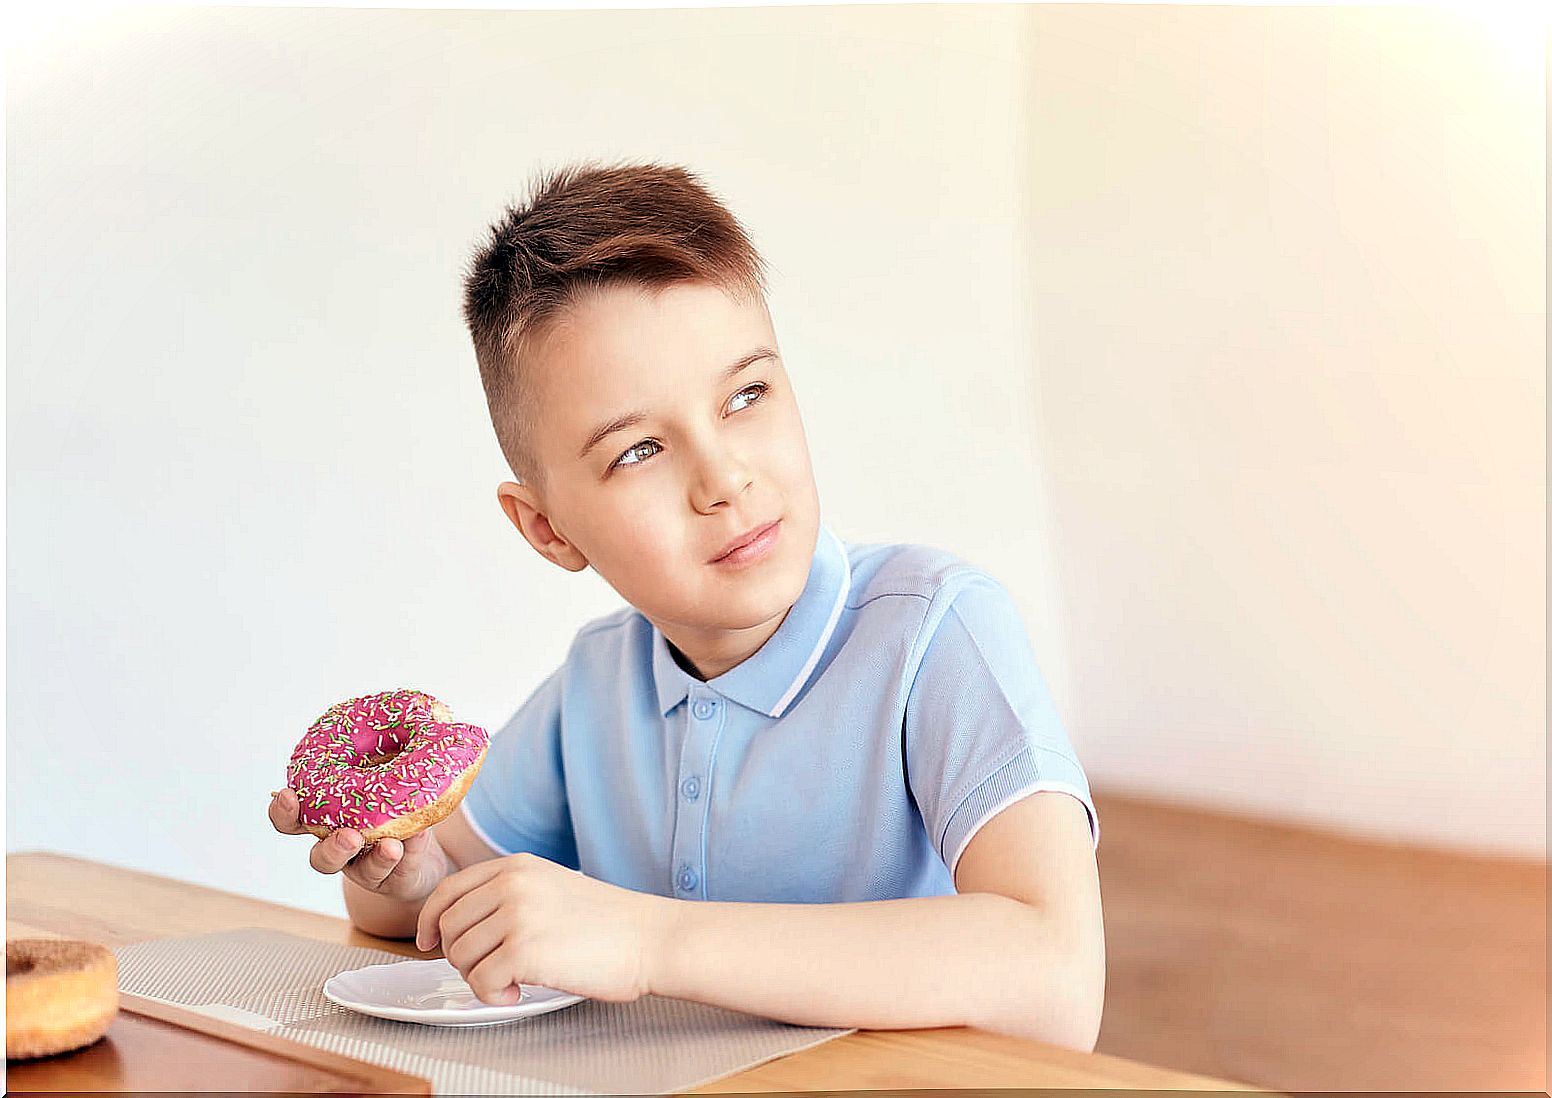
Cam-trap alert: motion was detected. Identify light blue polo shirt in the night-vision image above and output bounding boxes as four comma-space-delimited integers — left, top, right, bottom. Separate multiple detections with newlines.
460, 522, 1098, 903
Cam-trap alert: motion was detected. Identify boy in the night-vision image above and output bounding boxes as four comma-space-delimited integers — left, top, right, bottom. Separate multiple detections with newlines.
270, 159, 1104, 1051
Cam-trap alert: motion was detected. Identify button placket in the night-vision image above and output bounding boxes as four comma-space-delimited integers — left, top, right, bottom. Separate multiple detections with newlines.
669, 689, 720, 899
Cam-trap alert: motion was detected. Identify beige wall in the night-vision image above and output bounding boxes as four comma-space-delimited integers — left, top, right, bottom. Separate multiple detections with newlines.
5, 4, 1542, 919
1025, 6, 1544, 856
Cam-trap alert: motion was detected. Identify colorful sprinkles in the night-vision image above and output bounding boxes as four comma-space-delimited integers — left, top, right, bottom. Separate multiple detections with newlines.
285, 688, 489, 832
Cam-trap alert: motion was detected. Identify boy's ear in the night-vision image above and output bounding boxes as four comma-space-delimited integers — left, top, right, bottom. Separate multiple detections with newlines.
495, 481, 589, 572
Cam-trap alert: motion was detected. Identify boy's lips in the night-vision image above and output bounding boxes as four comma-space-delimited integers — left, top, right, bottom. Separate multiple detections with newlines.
709, 519, 781, 563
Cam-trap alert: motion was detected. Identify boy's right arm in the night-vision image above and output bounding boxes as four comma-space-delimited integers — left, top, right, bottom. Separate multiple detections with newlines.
268, 789, 505, 942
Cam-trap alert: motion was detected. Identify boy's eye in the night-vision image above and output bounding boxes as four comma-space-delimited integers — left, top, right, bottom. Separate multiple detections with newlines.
612, 438, 662, 470
609, 383, 770, 472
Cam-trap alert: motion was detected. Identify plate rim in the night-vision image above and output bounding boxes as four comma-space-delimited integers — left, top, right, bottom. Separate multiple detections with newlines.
321, 959, 587, 1025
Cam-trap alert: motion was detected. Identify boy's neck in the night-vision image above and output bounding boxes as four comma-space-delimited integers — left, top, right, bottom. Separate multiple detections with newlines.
660, 603, 793, 683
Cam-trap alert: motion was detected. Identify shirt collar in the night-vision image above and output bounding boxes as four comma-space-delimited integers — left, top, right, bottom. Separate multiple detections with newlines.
650, 522, 852, 719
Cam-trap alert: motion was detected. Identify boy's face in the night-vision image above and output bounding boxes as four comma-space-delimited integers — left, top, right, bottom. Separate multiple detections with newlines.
497, 280, 822, 654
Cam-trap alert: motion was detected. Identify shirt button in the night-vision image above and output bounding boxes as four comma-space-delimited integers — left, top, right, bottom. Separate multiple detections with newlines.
677, 865, 699, 892
692, 699, 717, 720
680, 776, 700, 801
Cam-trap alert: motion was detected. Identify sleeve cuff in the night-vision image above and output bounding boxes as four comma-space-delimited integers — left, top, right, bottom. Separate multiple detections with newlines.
942, 746, 1100, 878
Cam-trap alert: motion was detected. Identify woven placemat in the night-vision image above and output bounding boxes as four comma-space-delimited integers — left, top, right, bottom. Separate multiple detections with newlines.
113, 927, 855, 1095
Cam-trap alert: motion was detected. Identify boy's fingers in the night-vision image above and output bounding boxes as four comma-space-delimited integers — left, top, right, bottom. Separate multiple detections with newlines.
310, 828, 363, 875
268, 790, 308, 836
348, 837, 405, 889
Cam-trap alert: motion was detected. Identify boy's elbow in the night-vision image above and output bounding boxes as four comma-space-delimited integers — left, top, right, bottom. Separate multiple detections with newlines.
1061, 909, 1107, 1052
982, 960, 1104, 1051
986, 995, 1101, 1052
1036, 982, 1104, 1053
1068, 932, 1106, 1052
1019, 929, 1106, 1053
1036, 985, 1103, 1053
1065, 993, 1103, 1053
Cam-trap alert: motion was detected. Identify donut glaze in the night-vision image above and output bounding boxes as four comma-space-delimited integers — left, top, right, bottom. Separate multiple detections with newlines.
287, 688, 489, 836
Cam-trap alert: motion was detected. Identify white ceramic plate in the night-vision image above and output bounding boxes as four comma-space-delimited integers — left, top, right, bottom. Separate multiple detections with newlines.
323, 958, 587, 1027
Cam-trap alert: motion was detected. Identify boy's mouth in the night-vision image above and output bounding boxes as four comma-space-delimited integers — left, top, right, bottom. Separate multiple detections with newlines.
710, 519, 782, 564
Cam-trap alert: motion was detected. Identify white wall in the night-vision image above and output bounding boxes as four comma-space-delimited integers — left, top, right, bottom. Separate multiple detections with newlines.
5, 4, 1059, 919
5, 5, 1542, 924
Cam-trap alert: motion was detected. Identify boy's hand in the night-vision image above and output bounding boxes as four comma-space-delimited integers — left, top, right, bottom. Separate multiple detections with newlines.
267, 789, 448, 905
414, 852, 676, 1006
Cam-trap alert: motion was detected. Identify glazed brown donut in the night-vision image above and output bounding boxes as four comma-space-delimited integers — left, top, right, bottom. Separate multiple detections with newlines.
6, 938, 120, 1060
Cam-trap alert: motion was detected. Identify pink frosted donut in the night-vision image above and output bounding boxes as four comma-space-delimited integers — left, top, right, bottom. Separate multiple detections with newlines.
283, 688, 489, 844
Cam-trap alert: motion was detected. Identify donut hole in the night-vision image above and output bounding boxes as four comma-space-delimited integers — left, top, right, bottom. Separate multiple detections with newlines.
358, 724, 427, 767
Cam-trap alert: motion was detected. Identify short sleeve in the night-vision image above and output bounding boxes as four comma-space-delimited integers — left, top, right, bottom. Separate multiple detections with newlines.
903, 575, 1099, 879
458, 664, 579, 869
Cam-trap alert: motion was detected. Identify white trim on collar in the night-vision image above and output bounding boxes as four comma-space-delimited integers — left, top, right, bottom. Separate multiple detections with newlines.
769, 525, 851, 718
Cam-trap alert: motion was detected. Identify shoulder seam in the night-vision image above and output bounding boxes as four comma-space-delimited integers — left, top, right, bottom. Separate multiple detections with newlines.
857, 563, 998, 607
846, 590, 929, 611
901, 566, 994, 672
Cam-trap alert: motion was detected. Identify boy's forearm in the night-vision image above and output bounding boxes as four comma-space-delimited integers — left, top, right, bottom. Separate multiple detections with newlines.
341, 841, 453, 940
647, 891, 1102, 1051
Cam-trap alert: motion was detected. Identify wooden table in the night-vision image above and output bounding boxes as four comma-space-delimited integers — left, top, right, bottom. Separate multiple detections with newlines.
7, 852, 1264, 1092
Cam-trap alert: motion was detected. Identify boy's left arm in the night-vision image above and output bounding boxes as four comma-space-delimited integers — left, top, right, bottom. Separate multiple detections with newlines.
649, 789, 1105, 1051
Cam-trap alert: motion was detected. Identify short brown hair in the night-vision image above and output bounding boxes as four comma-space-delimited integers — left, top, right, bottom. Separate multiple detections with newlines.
460, 158, 771, 493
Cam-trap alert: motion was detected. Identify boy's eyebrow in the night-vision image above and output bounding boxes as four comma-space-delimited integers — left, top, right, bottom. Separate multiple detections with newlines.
576, 347, 779, 461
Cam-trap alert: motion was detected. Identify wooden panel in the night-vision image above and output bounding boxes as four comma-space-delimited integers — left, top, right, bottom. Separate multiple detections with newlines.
1090, 788, 1547, 1091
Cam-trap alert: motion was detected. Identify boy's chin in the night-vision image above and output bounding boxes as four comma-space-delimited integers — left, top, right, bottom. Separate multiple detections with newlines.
697, 554, 802, 609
